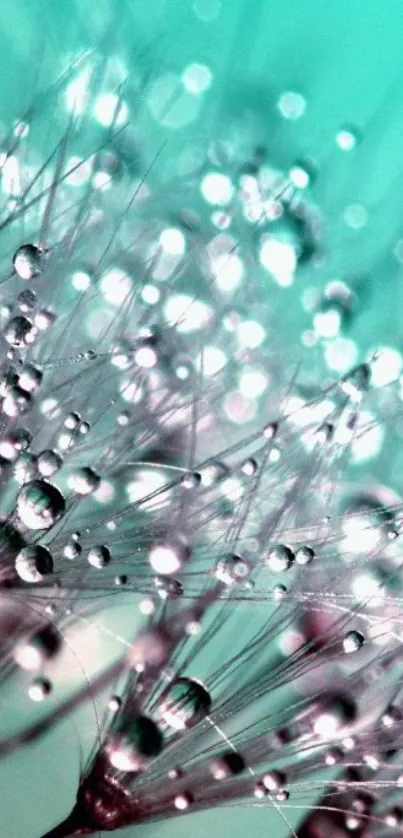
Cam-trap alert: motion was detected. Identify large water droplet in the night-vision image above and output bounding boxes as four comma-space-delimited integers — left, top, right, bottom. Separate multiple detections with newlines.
158, 677, 211, 731
16, 480, 65, 530
265, 544, 295, 572
107, 715, 163, 772
15, 544, 53, 582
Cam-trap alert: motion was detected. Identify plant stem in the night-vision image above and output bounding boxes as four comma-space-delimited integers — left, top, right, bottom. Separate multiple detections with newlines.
39, 806, 94, 838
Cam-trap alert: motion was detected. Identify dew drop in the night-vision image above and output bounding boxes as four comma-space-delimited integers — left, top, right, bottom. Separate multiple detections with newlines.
18, 364, 42, 393
341, 363, 371, 401
295, 545, 315, 566
107, 715, 163, 772
37, 449, 63, 478
88, 545, 111, 569
241, 457, 258, 476
343, 630, 364, 654
13, 244, 42, 280
17, 289, 37, 311
16, 479, 65, 530
158, 677, 211, 730
4, 315, 35, 347
63, 540, 82, 560
266, 544, 295, 572
209, 751, 245, 780
69, 467, 100, 495
14, 624, 61, 670
154, 576, 184, 599
15, 544, 53, 582
28, 677, 52, 701
181, 471, 202, 489
149, 536, 191, 575
262, 770, 287, 792
273, 583, 287, 600
0, 428, 31, 462
336, 127, 359, 151
215, 554, 251, 585
174, 792, 193, 811
381, 705, 403, 729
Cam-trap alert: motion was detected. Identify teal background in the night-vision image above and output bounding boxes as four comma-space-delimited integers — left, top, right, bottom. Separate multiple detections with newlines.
1, 1, 403, 836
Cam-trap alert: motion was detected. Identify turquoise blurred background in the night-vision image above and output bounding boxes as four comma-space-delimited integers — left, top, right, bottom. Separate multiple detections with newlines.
2, 1, 403, 836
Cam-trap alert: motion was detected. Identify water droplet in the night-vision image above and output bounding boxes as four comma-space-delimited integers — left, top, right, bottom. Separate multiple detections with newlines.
181, 472, 202, 489
215, 554, 251, 585
16, 480, 65, 530
0, 428, 31, 462
199, 460, 230, 487
341, 363, 371, 401
17, 289, 37, 311
69, 467, 100, 495
34, 308, 54, 331
2, 386, 31, 417
241, 458, 258, 476
278, 91, 306, 120
262, 770, 287, 792
64, 412, 80, 430
158, 677, 211, 730
149, 536, 191, 575
37, 450, 63, 477
384, 807, 403, 828
266, 544, 295, 572
295, 545, 315, 566
88, 545, 111, 569
311, 694, 356, 739
174, 792, 193, 811
343, 631, 365, 654
14, 624, 61, 670
381, 705, 403, 729
18, 364, 42, 393
63, 540, 82, 560
107, 715, 163, 772
154, 577, 184, 599
336, 127, 359, 151
4, 315, 35, 347
15, 544, 53, 582
13, 244, 42, 280
28, 677, 52, 701
324, 746, 343, 766
210, 752, 245, 780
